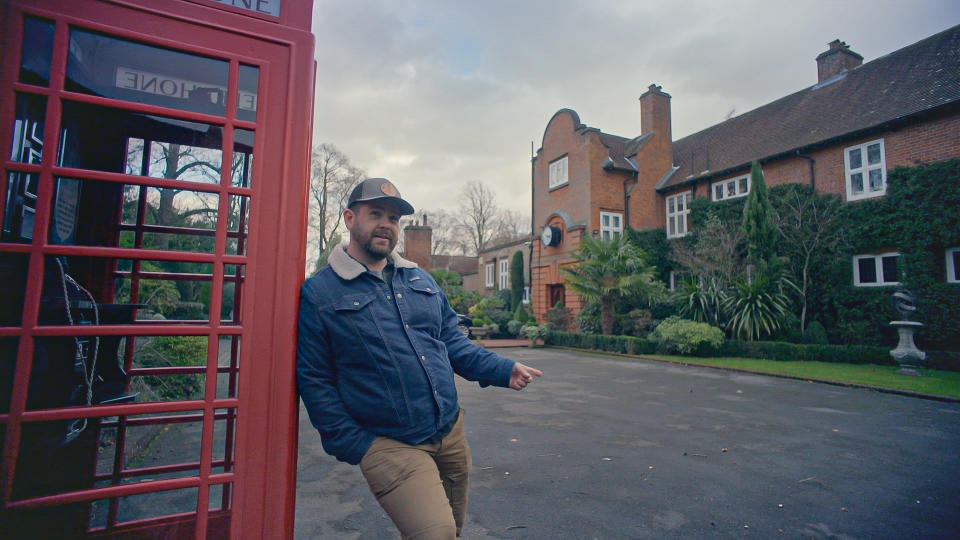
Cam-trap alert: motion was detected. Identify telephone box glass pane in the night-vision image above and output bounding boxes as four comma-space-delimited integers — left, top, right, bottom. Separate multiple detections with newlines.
0, 336, 20, 414
0, 253, 30, 325
227, 195, 249, 256
10, 93, 46, 164
19, 15, 55, 86
67, 28, 229, 116
49, 178, 219, 253
222, 264, 244, 325
2, 173, 38, 243
59, 101, 224, 181
233, 128, 255, 187
237, 64, 259, 122
216, 335, 241, 398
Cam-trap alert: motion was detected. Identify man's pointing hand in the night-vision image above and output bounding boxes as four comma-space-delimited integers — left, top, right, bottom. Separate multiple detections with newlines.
509, 362, 543, 390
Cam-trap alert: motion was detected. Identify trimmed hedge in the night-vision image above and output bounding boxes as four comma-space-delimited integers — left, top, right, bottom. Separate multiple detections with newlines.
546, 331, 657, 355
544, 330, 960, 371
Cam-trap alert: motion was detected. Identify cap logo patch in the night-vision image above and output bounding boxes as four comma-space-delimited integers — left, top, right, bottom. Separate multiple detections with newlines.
380, 182, 399, 196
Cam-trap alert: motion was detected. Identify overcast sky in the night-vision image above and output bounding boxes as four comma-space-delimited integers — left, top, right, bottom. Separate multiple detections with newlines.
310, 0, 959, 218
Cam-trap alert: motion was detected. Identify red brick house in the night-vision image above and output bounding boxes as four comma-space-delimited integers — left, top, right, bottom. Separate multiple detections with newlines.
531, 25, 960, 323
477, 236, 534, 303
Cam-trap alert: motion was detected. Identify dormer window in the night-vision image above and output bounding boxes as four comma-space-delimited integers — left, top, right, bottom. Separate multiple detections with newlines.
712, 174, 750, 201
845, 139, 886, 201
549, 156, 568, 189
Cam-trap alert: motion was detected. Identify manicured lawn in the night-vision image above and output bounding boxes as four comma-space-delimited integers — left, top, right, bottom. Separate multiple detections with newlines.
644, 355, 960, 399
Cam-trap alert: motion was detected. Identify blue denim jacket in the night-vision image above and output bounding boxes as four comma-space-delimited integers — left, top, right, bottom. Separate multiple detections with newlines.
296, 245, 515, 464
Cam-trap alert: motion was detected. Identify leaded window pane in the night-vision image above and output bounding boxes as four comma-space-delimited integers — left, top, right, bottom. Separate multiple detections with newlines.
738, 177, 748, 193
714, 185, 723, 199
727, 182, 736, 197
869, 169, 883, 191
668, 217, 676, 236
668, 198, 675, 213
881, 255, 898, 283
953, 251, 960, 281
858, 258, 876, 283
867, 143, 882, 165
851, 173, 864, 194
848, 148, 862, 169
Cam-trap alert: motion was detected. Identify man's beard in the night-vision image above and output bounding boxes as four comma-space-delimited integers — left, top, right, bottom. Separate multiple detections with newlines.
363, 231, 396, 260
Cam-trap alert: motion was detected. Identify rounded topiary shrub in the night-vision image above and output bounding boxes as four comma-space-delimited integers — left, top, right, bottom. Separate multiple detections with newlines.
802, 321, 829, 345
650, 316, 725, 356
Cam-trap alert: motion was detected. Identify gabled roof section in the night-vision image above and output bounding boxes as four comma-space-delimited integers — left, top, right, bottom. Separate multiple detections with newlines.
663, 24, 960, 191
538, 108, 585, 152
600, 132, 653, 172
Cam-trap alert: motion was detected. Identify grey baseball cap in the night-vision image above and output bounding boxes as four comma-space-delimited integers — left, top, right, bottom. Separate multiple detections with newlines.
347, 178, 415, 215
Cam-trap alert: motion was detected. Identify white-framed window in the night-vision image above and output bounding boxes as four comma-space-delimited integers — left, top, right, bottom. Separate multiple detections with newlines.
485, 263, 494, 288
548, 156, 568, 189
947, 248, 960, 283
498, 259, 509, 289
669, 270, 684, 291
853, 252, 900, 286
844, 139, 886, 201
599, 211, 623, 241
712, 174, 750, 201
665, 191, 692, 239
522, 286, 530, 304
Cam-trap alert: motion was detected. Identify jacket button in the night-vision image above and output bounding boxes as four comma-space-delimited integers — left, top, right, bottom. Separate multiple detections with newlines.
421, 355, 426, 361
426, 287, 432, 292
405, 324, 409, 329
387, 295, 391, 300
353, 301, 359, 306
397, 293, 403, 298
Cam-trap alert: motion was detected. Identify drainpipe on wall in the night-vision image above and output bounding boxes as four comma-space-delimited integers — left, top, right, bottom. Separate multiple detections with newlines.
623, 174, 635, 226
796, 151, 816, 190
530, 141, 537, 319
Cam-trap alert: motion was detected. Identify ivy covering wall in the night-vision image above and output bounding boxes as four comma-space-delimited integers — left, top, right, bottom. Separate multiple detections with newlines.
630, 159, 960, 351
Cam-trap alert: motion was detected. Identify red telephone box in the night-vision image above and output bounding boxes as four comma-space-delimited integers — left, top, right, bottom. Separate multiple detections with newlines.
0, 0, 315, 537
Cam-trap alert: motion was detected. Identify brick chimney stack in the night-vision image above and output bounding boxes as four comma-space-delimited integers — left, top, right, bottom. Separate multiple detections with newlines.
816, 39, 863, 83
640, 84, 672, 141
403, 214, 432, 269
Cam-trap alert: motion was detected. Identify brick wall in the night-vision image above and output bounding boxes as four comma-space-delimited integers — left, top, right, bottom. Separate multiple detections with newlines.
698, 112, 960, 204
533, 110, 594, 234
477, 239, 532, 297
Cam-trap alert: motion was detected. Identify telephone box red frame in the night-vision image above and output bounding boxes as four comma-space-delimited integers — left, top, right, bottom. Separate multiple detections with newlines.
0, 0, 315, 537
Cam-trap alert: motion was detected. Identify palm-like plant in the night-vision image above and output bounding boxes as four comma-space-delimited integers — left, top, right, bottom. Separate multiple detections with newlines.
562, 234, 664, 335
675, 276, 725, 327
723, 264, 796, 341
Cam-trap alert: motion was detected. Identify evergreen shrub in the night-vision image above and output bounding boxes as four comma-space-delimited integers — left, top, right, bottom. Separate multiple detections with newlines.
650, 317, 725, 356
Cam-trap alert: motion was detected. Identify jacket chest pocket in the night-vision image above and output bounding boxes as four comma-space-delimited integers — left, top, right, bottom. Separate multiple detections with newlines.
399, 282, 442, 331
331, 293, 381, 353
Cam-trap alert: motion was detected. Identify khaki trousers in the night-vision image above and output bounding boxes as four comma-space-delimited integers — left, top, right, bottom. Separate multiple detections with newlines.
359, 409, 471, 539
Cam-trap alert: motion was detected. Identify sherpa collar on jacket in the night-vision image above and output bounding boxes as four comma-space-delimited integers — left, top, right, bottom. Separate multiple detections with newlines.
327, 242, 418, 280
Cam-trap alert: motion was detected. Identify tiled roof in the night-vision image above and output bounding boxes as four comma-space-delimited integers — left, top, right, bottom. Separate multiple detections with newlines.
659, 24, 960, 191
429, 255, 478, 276
478, 235, 535, 255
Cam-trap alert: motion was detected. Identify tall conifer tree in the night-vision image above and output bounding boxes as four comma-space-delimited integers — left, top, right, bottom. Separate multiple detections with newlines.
742, 160, 776, 263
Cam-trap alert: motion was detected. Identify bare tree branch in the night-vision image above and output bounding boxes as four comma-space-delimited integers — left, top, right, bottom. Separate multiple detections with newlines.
457, 180, 499, 255
307, 143, 364, 269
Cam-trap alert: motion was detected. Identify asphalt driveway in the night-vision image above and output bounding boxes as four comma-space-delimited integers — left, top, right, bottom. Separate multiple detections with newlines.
294, 347, 960, 539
